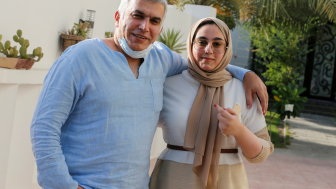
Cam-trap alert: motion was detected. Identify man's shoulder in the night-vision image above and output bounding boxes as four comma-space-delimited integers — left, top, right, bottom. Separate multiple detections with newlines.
151, 41, 173, 56
63, 38, 103, 56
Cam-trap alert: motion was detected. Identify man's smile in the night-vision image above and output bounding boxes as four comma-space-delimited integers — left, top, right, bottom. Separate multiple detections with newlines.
133, 33, 148, 40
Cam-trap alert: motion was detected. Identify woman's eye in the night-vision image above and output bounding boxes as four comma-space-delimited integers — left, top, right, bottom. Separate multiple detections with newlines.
213, 42, 222, 47
199, 41, 208, 46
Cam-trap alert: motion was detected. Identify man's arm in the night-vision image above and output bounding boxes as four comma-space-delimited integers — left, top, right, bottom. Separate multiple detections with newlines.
226, 65, 268, 115
31, 56, 80, 189
161, 43, 268, 115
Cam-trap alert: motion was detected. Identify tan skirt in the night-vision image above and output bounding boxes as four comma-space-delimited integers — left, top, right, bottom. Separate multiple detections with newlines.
149, 159, 249, 189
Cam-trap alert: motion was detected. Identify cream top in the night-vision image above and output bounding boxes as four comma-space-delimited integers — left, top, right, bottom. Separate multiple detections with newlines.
158, 70, 267, 165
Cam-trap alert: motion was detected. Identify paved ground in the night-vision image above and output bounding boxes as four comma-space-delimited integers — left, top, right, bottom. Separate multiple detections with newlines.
149, 113, 336, 189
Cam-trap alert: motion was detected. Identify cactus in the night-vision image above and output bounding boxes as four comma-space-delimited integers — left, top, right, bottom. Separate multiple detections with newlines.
30, 47, 43, 62
0, 29, 44, 61
105, 31, 114, 38
17, 30, 22, 38
5, 41, 10, 49
60, 21, 91, 37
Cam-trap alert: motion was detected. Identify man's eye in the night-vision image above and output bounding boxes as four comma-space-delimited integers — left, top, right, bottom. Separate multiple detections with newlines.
151, 20, 159, 25
133, 14, 142, 18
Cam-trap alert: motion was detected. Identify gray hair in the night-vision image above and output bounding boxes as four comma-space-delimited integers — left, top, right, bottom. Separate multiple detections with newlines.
118, 0, 168, 23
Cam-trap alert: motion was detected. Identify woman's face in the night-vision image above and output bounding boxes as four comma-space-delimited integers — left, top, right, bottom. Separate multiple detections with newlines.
192, 24, 226, 72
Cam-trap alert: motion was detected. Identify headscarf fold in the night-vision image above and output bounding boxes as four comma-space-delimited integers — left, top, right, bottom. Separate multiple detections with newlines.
183, 17, 233, 189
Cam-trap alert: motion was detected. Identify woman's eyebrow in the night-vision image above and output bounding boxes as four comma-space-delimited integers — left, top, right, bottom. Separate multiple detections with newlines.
197, 36, 224, 41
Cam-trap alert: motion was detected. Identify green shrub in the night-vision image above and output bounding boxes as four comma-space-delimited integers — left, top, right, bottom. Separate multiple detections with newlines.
157, 28, 186, 54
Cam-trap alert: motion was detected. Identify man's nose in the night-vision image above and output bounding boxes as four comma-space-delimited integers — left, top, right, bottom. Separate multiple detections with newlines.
139, 18, 150, 31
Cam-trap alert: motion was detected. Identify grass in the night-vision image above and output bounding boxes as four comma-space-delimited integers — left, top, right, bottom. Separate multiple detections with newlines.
265, 111, 290, 148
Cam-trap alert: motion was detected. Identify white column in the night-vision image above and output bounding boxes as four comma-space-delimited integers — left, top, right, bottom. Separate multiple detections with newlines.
0, 68, 48, 189
5, 85, 42, 189
0, 84, 19, 189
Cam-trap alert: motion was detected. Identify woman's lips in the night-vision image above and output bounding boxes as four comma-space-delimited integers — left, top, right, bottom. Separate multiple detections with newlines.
202, 57, 214, 61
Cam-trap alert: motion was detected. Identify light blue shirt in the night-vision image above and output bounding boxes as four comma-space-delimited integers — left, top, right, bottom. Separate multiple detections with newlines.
31, 38, 248, 189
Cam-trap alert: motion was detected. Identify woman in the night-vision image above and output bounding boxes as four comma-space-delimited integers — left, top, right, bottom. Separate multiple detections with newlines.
149, 17, 274, 189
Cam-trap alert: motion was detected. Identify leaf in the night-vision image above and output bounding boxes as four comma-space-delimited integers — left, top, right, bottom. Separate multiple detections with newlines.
157, 28, 186, 53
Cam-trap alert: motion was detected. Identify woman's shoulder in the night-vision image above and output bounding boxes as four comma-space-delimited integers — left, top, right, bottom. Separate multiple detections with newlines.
164, 70, 200, 98
224, 78, 245, 96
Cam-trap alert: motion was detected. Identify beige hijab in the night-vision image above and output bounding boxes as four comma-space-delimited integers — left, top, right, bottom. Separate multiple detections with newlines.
184, 17, 233, 189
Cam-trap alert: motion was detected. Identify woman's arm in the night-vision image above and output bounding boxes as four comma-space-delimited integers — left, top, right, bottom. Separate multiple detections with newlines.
214, 105, 262, 158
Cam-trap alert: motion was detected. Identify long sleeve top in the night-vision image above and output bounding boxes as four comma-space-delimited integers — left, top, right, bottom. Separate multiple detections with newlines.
158, 70, 274, 165
30, 38, 249, 189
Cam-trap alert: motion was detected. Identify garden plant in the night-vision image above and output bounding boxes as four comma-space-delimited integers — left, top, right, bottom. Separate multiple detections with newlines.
157, 28, 186, 54
0, 30, 43, 62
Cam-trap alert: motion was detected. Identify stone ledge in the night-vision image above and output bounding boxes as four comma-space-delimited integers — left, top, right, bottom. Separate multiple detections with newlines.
0, 67, 49, 84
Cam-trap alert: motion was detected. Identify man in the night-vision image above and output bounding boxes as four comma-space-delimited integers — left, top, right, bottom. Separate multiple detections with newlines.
31, 0, 268, 188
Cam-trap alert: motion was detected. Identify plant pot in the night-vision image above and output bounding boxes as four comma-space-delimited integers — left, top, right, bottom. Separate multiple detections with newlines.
0, 57, 35, 70
60, 34, 85, 52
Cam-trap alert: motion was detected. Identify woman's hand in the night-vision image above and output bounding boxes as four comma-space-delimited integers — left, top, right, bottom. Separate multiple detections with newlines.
215, 104, 263, 158
214, 104, 245, 137
78, 185, 84, 189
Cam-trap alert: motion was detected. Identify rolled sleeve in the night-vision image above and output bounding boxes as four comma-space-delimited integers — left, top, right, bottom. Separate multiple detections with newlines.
31, 55, 80, 189
243, 138, 274, 163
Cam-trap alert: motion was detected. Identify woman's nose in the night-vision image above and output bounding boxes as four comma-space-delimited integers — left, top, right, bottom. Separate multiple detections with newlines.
204, 43, 213, 53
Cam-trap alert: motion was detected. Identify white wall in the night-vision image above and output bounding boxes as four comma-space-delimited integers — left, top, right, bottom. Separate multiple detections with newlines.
229, 25, 252, 69
0, 2, 227, 189
0, 0, 120, 69
184, 4, 217, 25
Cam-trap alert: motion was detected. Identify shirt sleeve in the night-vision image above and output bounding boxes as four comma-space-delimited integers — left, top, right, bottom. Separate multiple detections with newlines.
226, 64, 250, 81
30, 55, 80, 189
153, 42, 188, 77
241, 94, 274, 163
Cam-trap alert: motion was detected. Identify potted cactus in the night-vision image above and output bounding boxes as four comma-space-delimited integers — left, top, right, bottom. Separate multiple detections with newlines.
60, 21, 91, 52
0, 30, 44, 70
105, 31, 114, 38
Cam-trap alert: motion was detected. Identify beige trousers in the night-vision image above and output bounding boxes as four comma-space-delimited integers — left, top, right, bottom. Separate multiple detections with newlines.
149, 159, 249, 189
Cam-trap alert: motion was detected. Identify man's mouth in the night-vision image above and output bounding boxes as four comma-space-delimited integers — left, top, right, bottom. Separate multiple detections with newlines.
133, 34, 147, 39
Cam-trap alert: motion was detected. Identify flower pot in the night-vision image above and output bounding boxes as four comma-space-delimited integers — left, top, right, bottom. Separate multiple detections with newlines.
0, 57, 35, 70
60, 34, 85, 52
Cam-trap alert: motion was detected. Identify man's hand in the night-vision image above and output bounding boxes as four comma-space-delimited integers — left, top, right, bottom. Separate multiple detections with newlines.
243, 72, 268, 116
78, 185, 84, 189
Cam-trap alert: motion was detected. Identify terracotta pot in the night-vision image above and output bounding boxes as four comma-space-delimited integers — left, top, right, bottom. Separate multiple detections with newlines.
0, 57, 35, 70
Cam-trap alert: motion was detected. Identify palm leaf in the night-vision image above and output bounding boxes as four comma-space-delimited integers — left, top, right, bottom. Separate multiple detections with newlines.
157, 28, 186, 54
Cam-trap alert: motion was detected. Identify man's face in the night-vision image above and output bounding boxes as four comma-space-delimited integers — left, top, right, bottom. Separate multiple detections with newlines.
115, 0, 165, 51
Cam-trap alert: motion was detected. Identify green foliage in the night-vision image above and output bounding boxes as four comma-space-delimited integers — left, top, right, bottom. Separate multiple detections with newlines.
216, 14, 236, 30
0, 30, 44, 62
61, 21, 91, 37
167, 0, 218, 11
244, 19, 322, 89
272, 83, 308, 120
265, 111, 289, 148
105, 31, 114, 38
253, 0, 336, 24
157, 28, 186, 54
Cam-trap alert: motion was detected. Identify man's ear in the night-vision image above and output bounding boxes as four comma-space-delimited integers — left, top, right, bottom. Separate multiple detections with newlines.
159, 27, 163, 35
115, 11, 120, 27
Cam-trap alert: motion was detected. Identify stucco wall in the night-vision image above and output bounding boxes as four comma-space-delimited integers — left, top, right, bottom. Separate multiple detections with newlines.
0, 2, 220, 189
